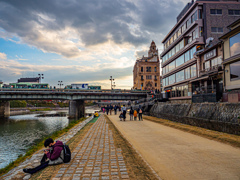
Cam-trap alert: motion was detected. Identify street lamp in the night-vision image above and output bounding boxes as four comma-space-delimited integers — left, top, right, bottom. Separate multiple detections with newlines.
112, 82, 116, 89
38, 74, 44, 83
58, 81, 63, 89
109, 76, 114, 90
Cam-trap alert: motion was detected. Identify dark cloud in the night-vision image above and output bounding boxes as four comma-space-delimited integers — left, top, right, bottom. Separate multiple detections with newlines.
0, 0, 185, 57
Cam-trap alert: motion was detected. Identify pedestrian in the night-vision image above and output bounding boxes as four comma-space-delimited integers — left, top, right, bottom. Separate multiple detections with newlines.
110, 104, 113, 115
23, 138, 64, 174
133, 109, 137, 120
137, 106, 143, 121
114, 105, 117, 115
106, 105, 109, 115
121, 104, 127, 121
129, 107, 134, 121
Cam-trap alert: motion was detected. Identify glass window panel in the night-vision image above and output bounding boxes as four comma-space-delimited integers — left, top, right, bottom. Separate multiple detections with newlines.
176, 70, 185, 82
169, 74, 175, 85
185, 67, 191, 79
210, 9, 216, 14
194, 11, 198, 21
230, 33, 240, 57
185, 51, 190, 62
176, 43, 180, 52
180, 40, 184, 49
171, 86, 176, 97
191, 64, 197, 77
176, 54, 184, 67
235, 10, 240, 15
169, 61, 175, 71
166, 77, 169, 86
187, 19, 191, 28
217, 9, 222, 14
211, 27, 217, 32
228, 9, 234, 15
230, 61, 240, 81
205, 61, 210, 69
218, 27, 223, 33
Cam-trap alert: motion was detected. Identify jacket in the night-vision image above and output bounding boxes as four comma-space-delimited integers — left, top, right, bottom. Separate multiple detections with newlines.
46, 141, 64, 165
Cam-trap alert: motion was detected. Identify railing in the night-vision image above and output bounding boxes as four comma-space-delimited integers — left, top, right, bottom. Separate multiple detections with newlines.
200, 64, 222, 76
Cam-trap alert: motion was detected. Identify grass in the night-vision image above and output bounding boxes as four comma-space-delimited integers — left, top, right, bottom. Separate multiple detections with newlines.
0, 117, 86, 176
143, 115, 240, 148
29, 108, 52, 112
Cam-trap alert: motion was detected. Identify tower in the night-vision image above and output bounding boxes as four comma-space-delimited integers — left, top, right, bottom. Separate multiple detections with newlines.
148, 40, 158, 57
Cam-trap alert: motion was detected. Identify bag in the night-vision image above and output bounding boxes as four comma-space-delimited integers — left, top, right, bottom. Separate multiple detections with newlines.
61, 143, 71, 163
139, 109, 142, 113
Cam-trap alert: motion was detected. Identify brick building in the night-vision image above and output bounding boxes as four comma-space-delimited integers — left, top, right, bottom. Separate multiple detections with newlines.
133, 41, 161, 91
160, 0, 240, 101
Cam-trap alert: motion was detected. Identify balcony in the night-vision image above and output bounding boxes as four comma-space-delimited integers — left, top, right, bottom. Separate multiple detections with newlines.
154, 78, 158, 81
199, 65, 223, 77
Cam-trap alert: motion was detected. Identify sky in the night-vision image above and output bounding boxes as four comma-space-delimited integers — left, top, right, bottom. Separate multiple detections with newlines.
0, 0, 189, 89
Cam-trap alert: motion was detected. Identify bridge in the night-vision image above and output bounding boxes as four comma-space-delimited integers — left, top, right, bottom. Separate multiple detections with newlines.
0, 89, 148, 119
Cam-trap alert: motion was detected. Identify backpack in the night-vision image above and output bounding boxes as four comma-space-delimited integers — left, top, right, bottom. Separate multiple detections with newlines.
139, 109, 142, 113
61, 143, 71, 163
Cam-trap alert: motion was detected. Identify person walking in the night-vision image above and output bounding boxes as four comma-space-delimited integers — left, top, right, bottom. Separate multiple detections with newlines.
133, 109, 137, 121
106, 105, 109, 115
121, 105, 127, 121
137, 106, 143, 121
129, 107, 134, 121
114, 105, 118, 115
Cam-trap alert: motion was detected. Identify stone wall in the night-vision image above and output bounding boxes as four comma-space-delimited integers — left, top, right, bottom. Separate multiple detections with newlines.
149, 102, 240, 135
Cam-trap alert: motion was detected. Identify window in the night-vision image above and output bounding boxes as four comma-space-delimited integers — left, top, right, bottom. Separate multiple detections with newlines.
169, 74, 176, 85
229, 10, 240, 16
141, 83, 143, 87
185, 67, 191, 79
163, 79, 165, 87
141, 75, 144, 80
211, 27, 223, 33
169, 61, 175, 71
198, 9, 202, 19
230, 61, 240, 81
211, 56, 222, 67
179, 40, 184, 49
205, 61, 210, 69
146, 75, 152, 79
176, 70, 185, 82
166, 77, 169, 86
191, 64, 197, 77
154, 67, 157, 72
210, 9, 222, 15
141, 67, 143, 72
185, 51, 190, 62
146, 67, 151, 72
178, 28, 182, 37
176, 54, 184, 66
182, 24, 186, 33
230, 33, 240, 57
155, 83, 157, 87
186, 18, 191, 29
192, 28, 198, 40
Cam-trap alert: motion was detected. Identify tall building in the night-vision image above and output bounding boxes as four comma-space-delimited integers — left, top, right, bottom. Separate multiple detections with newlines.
220, 19, 240, 103
160, 0, 240, 101
133, 41, 160, 91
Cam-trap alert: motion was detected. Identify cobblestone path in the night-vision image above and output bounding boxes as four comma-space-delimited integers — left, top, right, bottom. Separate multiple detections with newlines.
52, 115, 129, 180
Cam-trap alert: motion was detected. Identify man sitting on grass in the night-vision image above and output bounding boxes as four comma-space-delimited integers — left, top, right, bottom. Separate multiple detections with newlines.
23, 138, 64, 174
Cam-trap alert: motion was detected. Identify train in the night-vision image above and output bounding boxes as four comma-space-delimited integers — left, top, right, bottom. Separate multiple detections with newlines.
1, 82, 102, 91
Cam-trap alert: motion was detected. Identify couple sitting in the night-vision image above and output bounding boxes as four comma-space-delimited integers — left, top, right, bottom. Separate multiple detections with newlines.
23, 138, 64, 174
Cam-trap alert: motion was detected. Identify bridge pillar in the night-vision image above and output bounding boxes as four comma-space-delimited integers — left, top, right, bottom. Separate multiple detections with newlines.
69, 100, 85, 119
0, 101, 10, 118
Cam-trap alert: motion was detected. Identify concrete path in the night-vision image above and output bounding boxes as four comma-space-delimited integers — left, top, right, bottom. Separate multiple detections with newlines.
52, 115, 129, 180
107, 113, 240, 180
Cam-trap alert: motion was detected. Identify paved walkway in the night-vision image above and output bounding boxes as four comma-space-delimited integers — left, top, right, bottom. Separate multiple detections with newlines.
52, 115, 129, 180
108, 113, 240, 180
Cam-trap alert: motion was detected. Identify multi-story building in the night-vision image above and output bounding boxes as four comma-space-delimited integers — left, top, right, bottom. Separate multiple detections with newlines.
133, 41, 160, 91
160, 0, 240, 101
220, 18, 240, 103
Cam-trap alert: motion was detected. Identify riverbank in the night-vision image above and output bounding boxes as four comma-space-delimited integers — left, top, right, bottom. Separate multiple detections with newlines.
0, 116, 91, 179
10, 107, 68, 116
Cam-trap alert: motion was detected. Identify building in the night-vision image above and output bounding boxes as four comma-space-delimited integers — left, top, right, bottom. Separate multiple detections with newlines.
160, 0, 240, 101
220, 18, 240, 103
133, 41, 160, 91
18, 77, 40, 83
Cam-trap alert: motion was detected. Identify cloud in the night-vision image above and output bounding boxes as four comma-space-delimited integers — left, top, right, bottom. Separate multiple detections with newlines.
0, 0, 186, 58
0, 52, 7, 59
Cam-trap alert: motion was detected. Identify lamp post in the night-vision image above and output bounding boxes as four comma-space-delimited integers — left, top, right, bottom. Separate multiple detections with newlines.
38, 74, 44, 83
112, 82, 116, 89
58, 81, 63, 89
109, 76, 114, 90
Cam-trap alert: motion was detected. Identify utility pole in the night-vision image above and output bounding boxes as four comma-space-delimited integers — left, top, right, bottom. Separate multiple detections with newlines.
38, 74, 44, 83
58, 81, 63, 89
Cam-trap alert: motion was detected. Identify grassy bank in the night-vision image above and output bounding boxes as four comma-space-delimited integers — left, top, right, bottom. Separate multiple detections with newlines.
0, 117, 86, 176
144, 115, 240, 148
29, 108, 52, 112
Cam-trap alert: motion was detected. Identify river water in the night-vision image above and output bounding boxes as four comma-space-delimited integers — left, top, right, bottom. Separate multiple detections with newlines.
0, 111, 70, 169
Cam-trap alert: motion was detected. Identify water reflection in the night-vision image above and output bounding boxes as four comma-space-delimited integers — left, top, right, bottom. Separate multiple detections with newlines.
0, 112, 69, 169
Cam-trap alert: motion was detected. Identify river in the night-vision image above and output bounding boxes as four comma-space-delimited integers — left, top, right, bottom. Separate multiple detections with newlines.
0, 107, 100, 169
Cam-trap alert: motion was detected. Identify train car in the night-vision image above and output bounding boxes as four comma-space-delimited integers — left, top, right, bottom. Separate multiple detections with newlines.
5, 82, 49, 89
88, 86, 101, 90
71, 84, 88, 90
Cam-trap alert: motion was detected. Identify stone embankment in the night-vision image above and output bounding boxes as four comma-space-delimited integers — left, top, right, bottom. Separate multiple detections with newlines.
148, 102, 240, 135
0, 116, 94, 180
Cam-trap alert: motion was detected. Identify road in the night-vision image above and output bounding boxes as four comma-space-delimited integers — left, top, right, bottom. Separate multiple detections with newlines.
108, 113, 240, 180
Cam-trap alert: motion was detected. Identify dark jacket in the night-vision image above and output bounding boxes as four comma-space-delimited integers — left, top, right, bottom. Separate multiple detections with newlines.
46, 141, 64, 165
130, 109, 134, 115
137, 108, 143, 114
